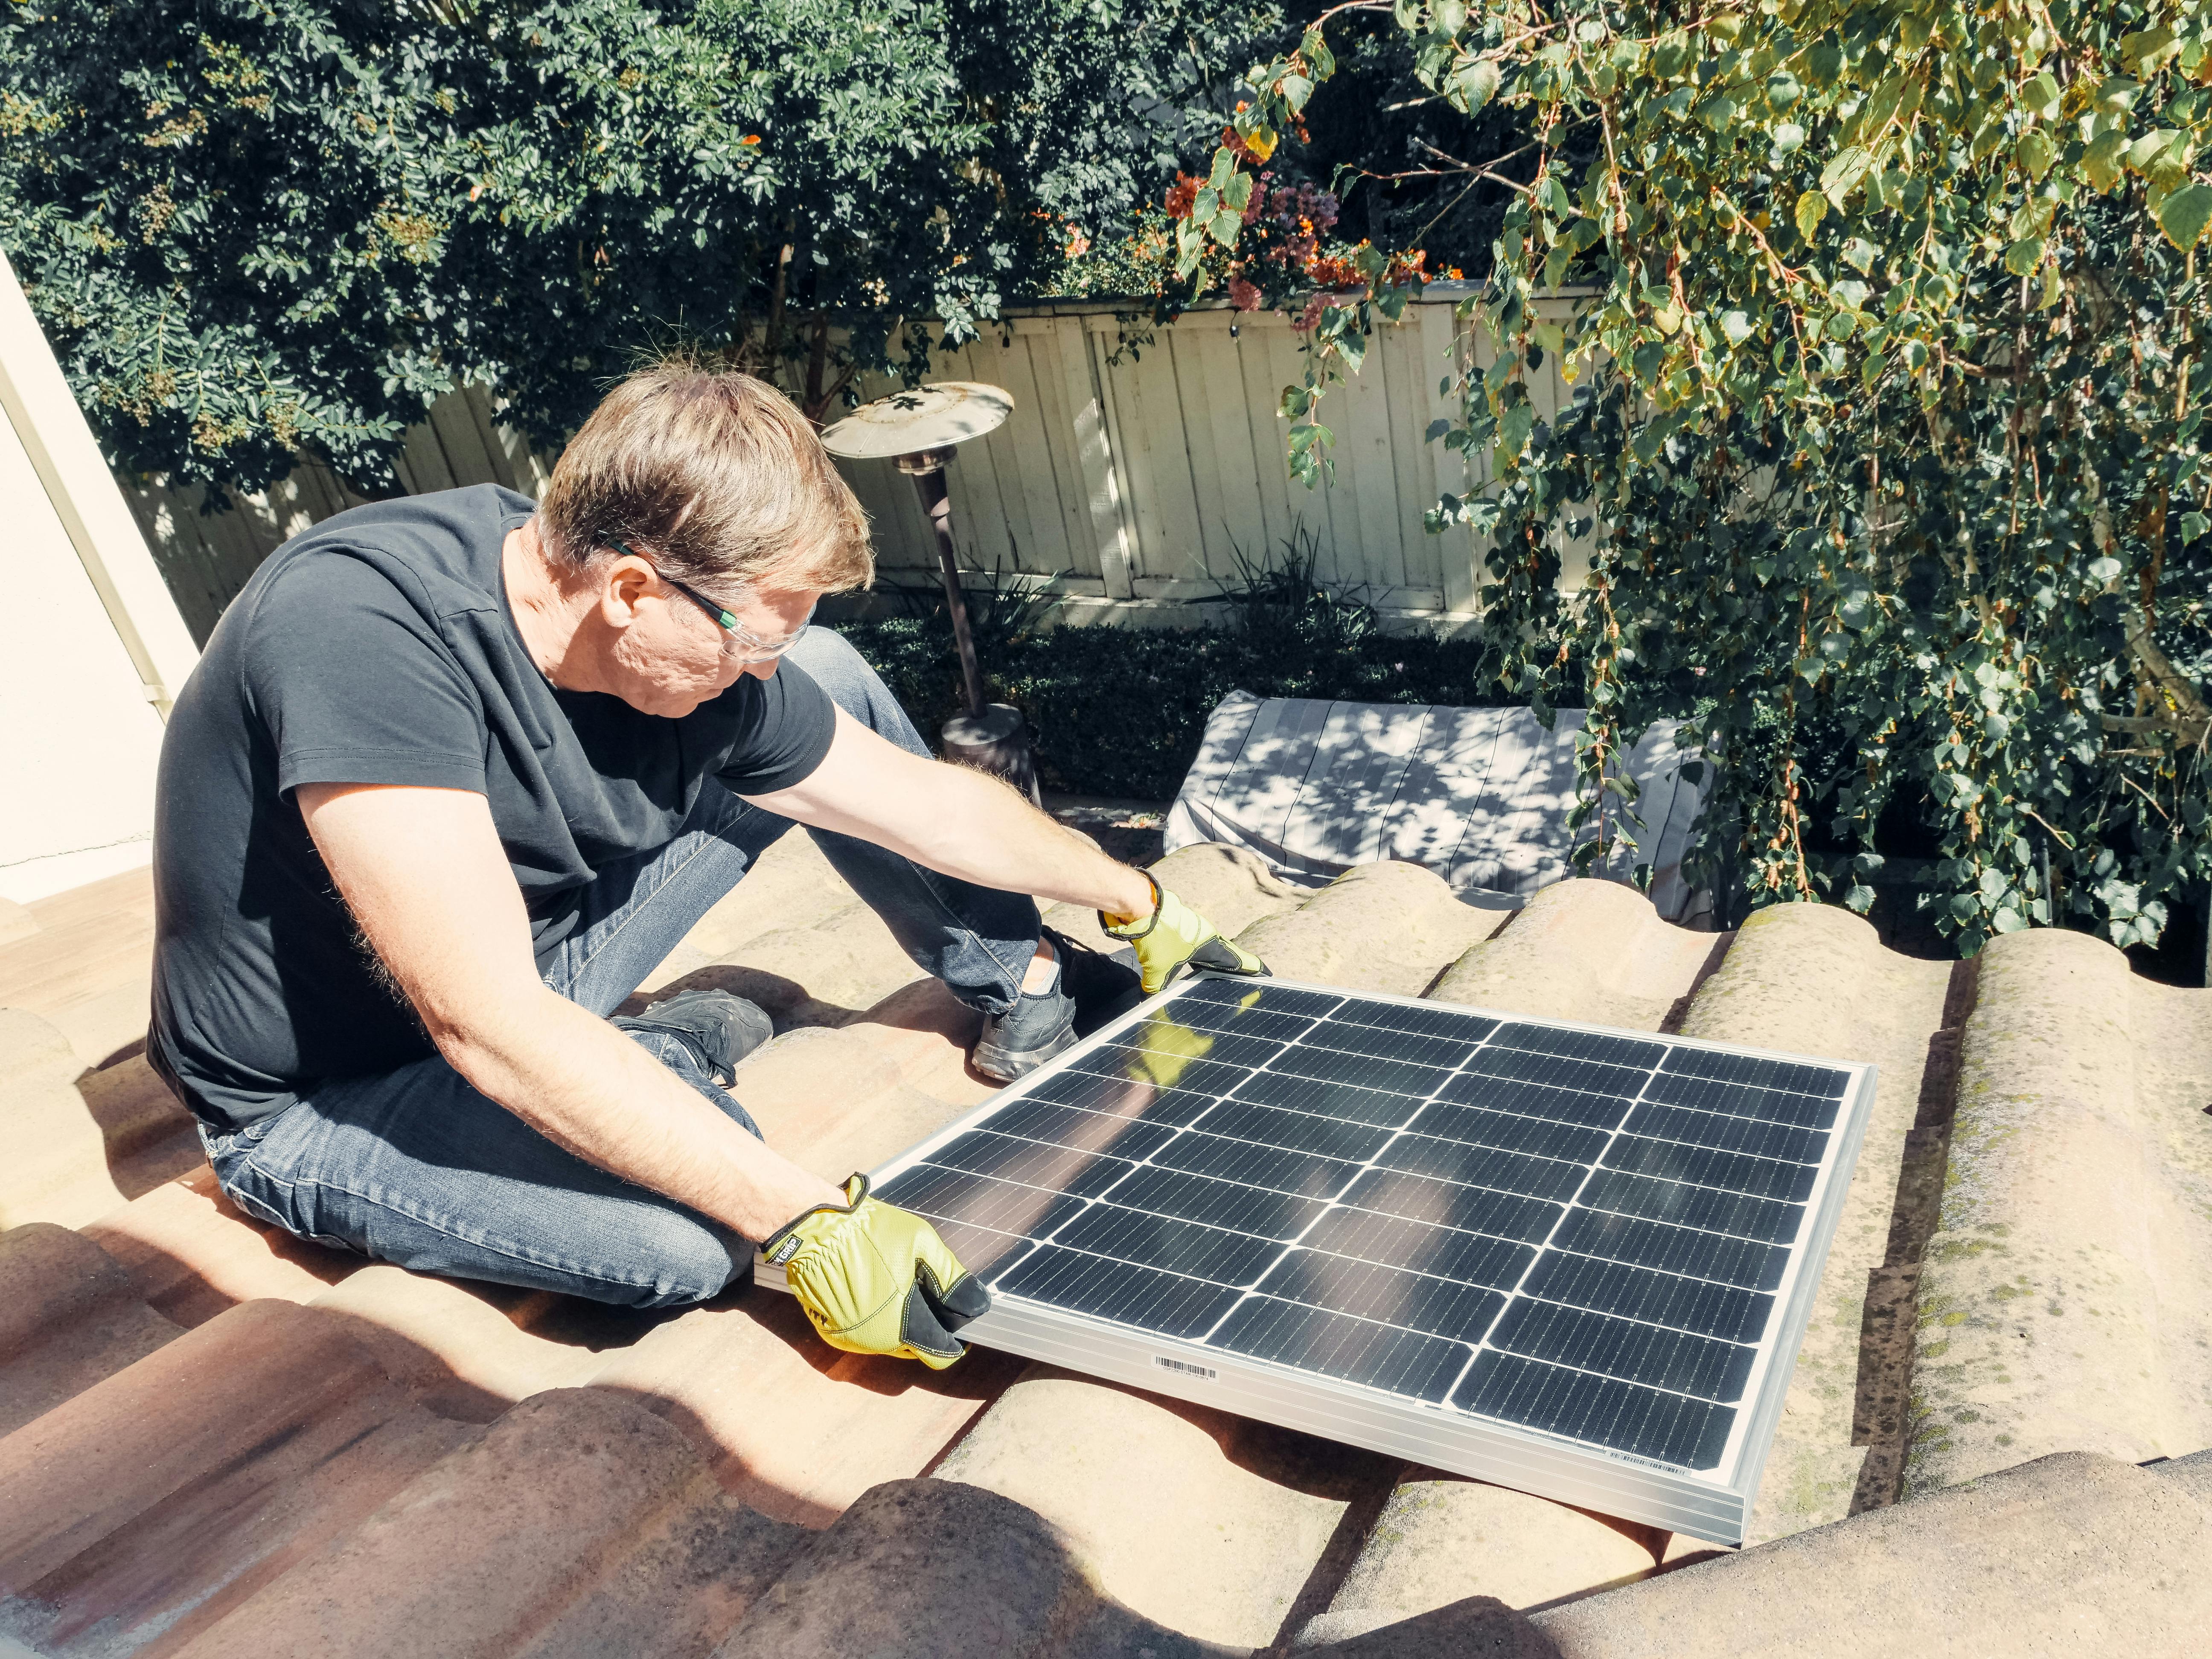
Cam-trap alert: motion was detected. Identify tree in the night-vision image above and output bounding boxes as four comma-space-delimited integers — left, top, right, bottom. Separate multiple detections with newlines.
1181, 0, 2212, 954
0, 0, 1265, 495
1, 0, 478, 495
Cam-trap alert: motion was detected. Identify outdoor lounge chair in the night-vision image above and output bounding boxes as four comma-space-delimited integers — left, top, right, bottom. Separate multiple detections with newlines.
1164, 690, 1713, 923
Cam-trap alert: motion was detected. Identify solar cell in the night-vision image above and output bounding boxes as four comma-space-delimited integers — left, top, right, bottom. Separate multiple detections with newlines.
778, 974, 1876, 1545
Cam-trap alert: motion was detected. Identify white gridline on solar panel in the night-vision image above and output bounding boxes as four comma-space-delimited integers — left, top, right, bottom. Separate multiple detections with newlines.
1168, 987, 1851, 1109
975, 1031, 1813, 1412
1416, 1005, 1792, 1433
991, 1087, 1817, 1238
908, 986, 1850, 1441
1161, 1014, 1630, 1083
897, 1153, 1771, 1407
959, 1029, 1826, 1315
942, 1105, 1804, 1284
1164, 1004, 1499, 1066
1033, 1047, 1825, 1224
949, 1208, 1758, 1444
931, 1190, 1774, 1354
913, 1161, 1779, 1313
1073, 1019, 1845, 1147
1173, 991, 1681, 1068
1081, 1062, 1840, 1186
950, 1209, 1752, 1418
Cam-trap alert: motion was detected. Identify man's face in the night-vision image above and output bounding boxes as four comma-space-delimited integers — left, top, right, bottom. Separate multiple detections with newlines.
598, 553, 819, 718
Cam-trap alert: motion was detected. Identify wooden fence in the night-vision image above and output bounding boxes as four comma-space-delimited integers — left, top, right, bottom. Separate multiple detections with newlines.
122, 286, 1585, 645
124, 383, 551, 644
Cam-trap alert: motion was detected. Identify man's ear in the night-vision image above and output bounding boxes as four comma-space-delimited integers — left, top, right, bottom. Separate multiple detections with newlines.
599, 553, 656, 628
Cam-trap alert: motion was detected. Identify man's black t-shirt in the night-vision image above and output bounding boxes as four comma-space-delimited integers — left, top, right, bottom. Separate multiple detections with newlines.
150, 484, 837, 1130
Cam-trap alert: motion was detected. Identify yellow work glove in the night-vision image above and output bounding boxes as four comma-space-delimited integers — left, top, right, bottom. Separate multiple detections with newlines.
1101, 873, 1269, 995
762, 1174, 990, 1369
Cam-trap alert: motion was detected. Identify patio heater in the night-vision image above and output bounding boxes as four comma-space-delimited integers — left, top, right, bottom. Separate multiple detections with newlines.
819, 382, 1041, 805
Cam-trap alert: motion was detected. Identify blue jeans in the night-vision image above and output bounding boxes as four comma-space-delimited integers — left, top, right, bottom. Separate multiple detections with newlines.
205, 630, 1041, 1308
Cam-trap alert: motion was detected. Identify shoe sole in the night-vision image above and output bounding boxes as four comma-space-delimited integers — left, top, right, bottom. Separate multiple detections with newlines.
971, 1019, 1079, 1084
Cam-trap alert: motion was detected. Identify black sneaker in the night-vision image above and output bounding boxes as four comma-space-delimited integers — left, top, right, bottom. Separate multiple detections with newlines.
1048, 926, 1144, 1036
970, 927, 1144, 1083
614, 989, 774, 1086
972, 958, 1076, 1084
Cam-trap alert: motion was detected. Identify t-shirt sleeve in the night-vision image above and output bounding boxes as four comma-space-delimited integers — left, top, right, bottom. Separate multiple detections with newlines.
716, 659, 838, 795
243, 552, 488, 798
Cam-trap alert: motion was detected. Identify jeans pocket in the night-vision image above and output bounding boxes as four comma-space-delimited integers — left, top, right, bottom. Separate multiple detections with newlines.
217, 1161, 296, 1234
212, 1115, 304, 1233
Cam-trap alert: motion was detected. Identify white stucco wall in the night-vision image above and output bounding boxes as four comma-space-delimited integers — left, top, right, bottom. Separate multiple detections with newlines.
0, 399, 168, 898
0, 251, 199, 903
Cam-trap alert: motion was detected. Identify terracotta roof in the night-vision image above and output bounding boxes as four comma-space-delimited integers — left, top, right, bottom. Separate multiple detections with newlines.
3, 829, 2209, 1657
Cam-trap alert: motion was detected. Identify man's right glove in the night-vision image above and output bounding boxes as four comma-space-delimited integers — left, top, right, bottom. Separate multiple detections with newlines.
762, 1174, 990, 1369
1101, 873, 1269, 995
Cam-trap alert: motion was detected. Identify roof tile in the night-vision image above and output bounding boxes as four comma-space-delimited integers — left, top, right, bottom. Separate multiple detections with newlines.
1909, 926, 2212, 1494
0, 1222, 181, 1437
172, 1388, 798, 1659
587, 1291, 1021, 1530
933, 1365, 1395, 1650
1530, 1451, 2212, 1656
1431, 876, 1719, 1030
0, 1298, 405, 1589
1301, 1473, 1667, 1647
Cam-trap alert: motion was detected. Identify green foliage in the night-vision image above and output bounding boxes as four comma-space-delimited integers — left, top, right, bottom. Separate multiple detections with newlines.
0, 0, 473, 493
1196, 0, 2212, 955
0, 0, 1266, 494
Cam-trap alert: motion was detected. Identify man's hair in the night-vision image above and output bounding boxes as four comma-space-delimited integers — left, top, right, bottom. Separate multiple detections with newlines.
536, 364, 873, 595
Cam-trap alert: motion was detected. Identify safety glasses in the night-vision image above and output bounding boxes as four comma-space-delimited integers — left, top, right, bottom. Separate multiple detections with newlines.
609, 539, 814, 664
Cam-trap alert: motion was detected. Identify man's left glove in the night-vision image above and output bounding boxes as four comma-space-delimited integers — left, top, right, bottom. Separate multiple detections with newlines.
1102, 873, 1269, 995
762, 1174, 990, 1369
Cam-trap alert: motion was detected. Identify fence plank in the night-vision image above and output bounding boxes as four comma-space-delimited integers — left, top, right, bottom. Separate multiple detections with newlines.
1380, 314, 1444, 601
1334, 322, 1407, 594
1173, 328, 1238, 579
1194, 322, 1276, 576
1025, 327, 1096, 578
981, 330, 1074, 574
1417, 303, 1479, 615
1094, 314, 1200, 584
1057, 318, 1134, 597
1234, 317, 1299, 562
936, 339, 1022, 574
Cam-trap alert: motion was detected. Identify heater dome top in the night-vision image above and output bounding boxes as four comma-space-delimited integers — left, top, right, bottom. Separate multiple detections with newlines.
818, 381, 1014, 460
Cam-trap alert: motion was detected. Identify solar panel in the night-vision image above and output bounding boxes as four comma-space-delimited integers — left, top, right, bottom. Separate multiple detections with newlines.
758, 975, 1877, 1544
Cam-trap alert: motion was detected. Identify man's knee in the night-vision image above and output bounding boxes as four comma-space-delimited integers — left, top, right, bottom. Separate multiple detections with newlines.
618, 1205, 751, 1308
786, 628, 928, 755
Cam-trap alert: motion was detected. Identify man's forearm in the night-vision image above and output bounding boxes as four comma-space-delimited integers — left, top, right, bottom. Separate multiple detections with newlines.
445, 986, 842, 1240
867, 765, 1152, 917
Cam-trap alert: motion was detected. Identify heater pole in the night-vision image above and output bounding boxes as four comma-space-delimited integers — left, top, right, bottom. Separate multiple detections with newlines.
904, 454, 987, 719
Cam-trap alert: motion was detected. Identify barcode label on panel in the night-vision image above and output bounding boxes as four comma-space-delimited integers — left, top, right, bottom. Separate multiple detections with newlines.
1155, 1355, 1217, 1380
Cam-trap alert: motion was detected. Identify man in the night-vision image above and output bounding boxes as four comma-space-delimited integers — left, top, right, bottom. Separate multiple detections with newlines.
148, 364, 1262, 1368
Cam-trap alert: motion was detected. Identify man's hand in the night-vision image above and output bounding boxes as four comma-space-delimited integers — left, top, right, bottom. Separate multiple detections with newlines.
763, 1174, 991, 1368
1101, 875, 1268, 995
296, 782, 843, 1241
